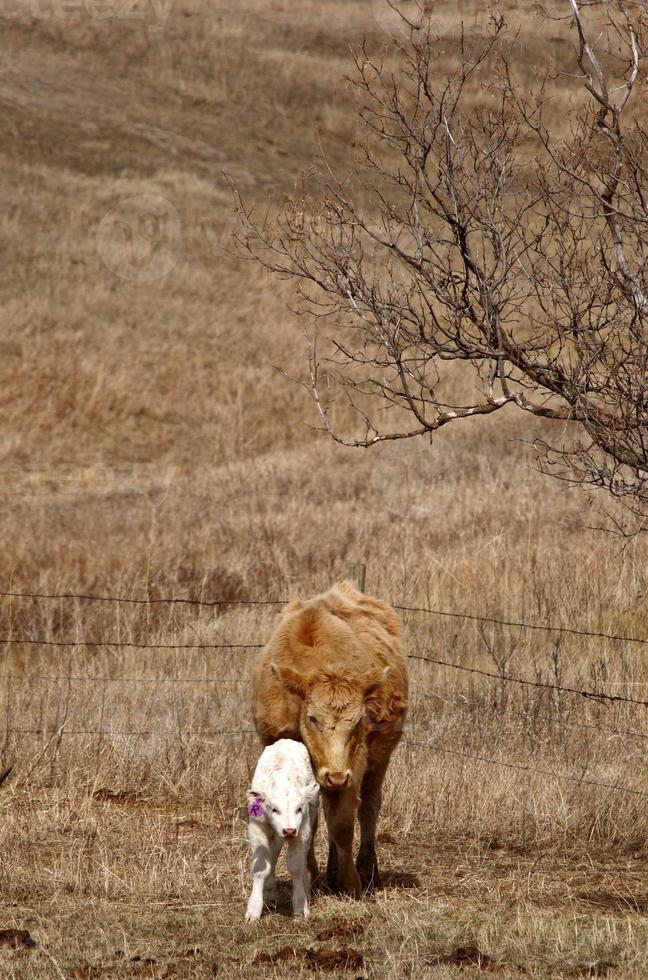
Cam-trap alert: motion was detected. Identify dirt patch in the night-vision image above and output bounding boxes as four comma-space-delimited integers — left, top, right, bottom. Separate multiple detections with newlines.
315, 923, 365, 941
568, 962, 617, 977
377, 832, 396, 845
576, 891, 648, 913
74, 950, 203, 977
253, 945, 302, 966
305, 947, 364, 971
0, 928, 37, 949
427, 947, 500, 971
253, 944, 363, 971
74, 964, 172, 979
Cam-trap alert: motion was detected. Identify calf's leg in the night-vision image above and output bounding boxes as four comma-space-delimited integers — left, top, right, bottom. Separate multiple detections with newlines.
245, 826, 278, 922
286, 840, 310, 917
264, 835, 282, 901
323, 789, 362, 897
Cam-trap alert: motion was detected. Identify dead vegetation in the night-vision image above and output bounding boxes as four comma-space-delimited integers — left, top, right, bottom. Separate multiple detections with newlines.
2, 0, 648, 977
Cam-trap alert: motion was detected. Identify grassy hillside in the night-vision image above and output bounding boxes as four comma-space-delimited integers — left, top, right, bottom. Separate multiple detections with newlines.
2, 1, 648, 976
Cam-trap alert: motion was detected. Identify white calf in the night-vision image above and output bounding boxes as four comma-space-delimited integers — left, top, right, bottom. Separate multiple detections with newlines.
244, 739, 319, 922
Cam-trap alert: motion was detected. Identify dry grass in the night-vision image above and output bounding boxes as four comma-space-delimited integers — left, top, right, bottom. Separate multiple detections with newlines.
2, 0, 648, 976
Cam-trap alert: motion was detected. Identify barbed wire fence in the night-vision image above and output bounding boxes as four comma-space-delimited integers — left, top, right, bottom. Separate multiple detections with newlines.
1, 567, 648, 797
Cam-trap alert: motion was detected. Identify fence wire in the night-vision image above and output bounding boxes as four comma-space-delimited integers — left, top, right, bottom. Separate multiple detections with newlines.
408, 653, 648, 708
2, 586, 648, 798
3, 727, 255, 738
3, 588, 648, 646
0, 635, 645, 708
403, 738, 648, 798
0, 589, 284, 608
3, 673, 248, 685
0, 637, 262, 651
414, 689, 648, 741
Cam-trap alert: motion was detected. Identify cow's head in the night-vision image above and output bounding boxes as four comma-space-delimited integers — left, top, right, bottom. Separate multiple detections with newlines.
270, 662, 390, 791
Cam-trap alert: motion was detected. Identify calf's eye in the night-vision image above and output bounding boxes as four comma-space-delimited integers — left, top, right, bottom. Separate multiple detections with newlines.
308, 715, 320, 729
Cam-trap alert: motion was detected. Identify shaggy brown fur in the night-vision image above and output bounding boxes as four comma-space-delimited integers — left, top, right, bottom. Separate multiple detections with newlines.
251, 581, 408, 896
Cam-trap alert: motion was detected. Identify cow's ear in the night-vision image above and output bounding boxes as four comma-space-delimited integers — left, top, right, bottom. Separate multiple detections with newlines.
295, 604, 322, 647
361, 665, 391, 699
270, 662, 310, 698
367, 717, 391, 733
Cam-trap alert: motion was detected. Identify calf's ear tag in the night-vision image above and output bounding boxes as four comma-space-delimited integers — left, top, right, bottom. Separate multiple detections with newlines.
247, 798, 265, 819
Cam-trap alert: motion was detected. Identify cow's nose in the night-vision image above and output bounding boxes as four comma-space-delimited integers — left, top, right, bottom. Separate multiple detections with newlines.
283, 827, 297, 839
324, 771, 349, 789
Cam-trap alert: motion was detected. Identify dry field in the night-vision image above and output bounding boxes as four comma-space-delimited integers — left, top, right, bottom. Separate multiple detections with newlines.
2, 0, 648, 976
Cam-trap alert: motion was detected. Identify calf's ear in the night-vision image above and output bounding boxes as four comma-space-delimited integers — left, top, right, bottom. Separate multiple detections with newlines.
270, 662, 310, 698
361, 665, 391, 699
242, 790, 266, 821
304, 781, 320, 804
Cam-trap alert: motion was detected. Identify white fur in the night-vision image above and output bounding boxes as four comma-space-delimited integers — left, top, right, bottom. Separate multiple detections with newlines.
244, 739, 319, 922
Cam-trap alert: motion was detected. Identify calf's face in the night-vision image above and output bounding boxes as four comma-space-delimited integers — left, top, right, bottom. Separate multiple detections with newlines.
270, 664, 390, 791
249, 783, 319, 839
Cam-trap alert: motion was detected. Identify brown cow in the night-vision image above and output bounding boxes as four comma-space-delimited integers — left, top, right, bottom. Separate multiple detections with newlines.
251, 581, 408, 896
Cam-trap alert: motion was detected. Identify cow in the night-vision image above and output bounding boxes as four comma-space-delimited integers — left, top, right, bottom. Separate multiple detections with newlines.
251, 581, 408, 896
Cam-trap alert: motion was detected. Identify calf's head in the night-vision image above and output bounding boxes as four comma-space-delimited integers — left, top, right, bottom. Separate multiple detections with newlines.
270, 663, 390, 791
248, 782, 319, 839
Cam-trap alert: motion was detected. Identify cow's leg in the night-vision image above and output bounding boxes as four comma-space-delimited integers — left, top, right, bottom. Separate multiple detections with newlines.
307, 807, 320, 889
356, 761, 388, 889
323, 789, 362, 897
326, 838, 339, 892
322, 792, 340, 891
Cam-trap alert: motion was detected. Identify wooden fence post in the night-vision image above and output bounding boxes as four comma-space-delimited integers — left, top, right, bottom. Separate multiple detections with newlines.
348, 563, 367, 593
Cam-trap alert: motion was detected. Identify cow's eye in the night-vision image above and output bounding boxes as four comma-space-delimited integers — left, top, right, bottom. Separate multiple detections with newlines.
308, 715, 320, 729
296, 805, 303, 814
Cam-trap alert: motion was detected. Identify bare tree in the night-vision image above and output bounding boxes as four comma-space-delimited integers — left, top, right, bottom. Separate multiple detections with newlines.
235, 1, 648, 526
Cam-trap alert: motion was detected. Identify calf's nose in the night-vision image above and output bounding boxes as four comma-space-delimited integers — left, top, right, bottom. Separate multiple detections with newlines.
324, 770, 349, 789
283, 828, 297, 838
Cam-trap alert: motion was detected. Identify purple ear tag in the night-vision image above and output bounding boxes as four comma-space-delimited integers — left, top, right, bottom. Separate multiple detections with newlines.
247, 798, 265, 819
